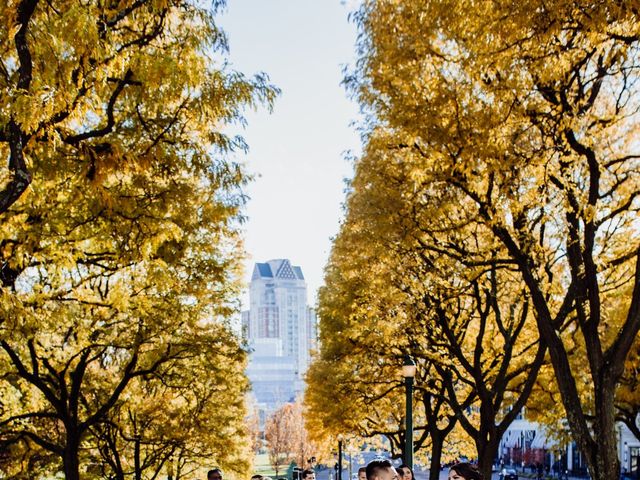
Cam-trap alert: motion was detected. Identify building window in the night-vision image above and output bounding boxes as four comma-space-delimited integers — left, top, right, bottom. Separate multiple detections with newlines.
630, 447, 640, 477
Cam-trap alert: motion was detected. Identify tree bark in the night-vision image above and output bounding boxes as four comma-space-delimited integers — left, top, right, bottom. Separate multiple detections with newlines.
428, 431, 445, 480
63, 433, 81, 480
476, 437, 500, 480
589, 384, 620, 480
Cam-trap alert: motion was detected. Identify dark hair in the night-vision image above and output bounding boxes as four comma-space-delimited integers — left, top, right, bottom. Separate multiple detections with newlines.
358, 467, 367, 474
366, 459, 394, 480
449, 463, 483, 480
397, 465, 413, 478
208, 470, 223, 479
302, 470, 315, 479
251, 476, 263, 480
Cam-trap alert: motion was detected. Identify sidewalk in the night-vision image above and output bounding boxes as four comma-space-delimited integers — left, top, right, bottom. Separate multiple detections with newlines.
497, 471, 589, 480
415, 467, 590, 480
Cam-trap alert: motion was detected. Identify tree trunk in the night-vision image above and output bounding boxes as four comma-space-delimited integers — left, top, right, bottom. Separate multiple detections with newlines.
428, 432, 445, 480
476, 436, 500, 480
63, 437, 81, 480
588, 384, 620, 480
530, 294, 623, 480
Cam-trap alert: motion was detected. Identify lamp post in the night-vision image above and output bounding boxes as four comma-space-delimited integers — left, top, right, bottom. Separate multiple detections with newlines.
337, 435, 344, 480
402, 355, 417, 470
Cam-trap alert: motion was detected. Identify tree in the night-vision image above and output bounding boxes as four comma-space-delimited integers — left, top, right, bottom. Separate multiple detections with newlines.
0, 0, 275, 215
0, 269, 251, 480
347, 2, 640, 479
0, 2, 277, 479
307, 349, 468, 480
87, 327, 251, 480
306, 354, 424, 460
264, 399, 317, 476
265, 404, 296, 478
308, 133, 547, 479
289, 399, 317, 470
305, 204, 436, 466
246, 398, 264, 456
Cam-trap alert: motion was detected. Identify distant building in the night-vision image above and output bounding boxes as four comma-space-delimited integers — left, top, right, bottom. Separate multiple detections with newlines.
498, 409, 640, 477
242, 259, 318, 417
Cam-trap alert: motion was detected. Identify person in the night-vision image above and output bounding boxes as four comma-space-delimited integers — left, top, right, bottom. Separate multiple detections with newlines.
397, 464, 413, 480
366, 459, 398, 480
447, 462, 483, 480
250, 476, 263, 480
358, 466, 367, 480
208, 469, 223, 480
302, 469, 316, 480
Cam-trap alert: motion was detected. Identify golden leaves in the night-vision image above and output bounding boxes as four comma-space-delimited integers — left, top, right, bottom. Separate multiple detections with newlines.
0, 1, 276, 478
312, 3, 640, 473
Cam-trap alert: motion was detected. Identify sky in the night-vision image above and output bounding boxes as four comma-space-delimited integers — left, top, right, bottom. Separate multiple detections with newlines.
219, 0, 362, 307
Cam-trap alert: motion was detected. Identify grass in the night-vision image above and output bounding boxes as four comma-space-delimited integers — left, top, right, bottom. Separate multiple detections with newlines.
254, 453, 277, 477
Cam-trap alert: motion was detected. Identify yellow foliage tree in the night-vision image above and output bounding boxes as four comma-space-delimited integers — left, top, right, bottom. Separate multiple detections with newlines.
0, 1, 277, 480
347, 1, 640, 479
86, 326, 251, 480
0, 0, 275, 214
308, 131, 547, 479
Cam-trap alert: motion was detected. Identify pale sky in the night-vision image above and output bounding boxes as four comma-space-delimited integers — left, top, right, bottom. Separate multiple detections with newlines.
219, 0, 361, 307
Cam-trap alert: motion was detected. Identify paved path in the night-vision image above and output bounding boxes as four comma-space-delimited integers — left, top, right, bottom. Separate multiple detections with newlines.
317, 467, 586, 480
316, 467, 504, 480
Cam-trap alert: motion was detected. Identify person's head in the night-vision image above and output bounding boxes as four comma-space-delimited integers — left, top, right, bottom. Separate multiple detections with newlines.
396, 464, 413, 480
208, 469, 223, 480
366, 459, 397, 480
251, 476, 263, 480
302, 469, 315, 480
448, 462, 483, 480
358, 466, 367, 480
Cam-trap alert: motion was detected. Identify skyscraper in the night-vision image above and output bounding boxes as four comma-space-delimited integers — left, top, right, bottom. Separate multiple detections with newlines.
243, 259, 317, 413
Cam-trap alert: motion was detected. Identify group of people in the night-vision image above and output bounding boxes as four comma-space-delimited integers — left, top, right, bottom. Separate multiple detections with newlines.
207, 458, 482, 480
353, 462, 421, 480
207, 467, 318, 480
364, 459, 482, 480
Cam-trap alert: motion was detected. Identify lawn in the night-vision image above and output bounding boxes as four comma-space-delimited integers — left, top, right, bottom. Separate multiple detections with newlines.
253, 453, 277, 477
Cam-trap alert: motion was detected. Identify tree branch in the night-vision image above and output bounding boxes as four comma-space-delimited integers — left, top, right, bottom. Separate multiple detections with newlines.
64, 70, 135, 145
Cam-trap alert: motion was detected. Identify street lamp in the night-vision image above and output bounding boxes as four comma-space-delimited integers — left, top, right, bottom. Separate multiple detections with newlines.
337, 434, 344, 480
402, 355, 417, 470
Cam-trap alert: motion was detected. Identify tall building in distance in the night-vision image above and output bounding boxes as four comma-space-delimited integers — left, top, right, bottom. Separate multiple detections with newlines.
242, 259, 317, 416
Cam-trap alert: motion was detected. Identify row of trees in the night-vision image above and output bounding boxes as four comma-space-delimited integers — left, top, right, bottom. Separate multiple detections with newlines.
0, 0, 277, 478
306, 2, 640, 480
